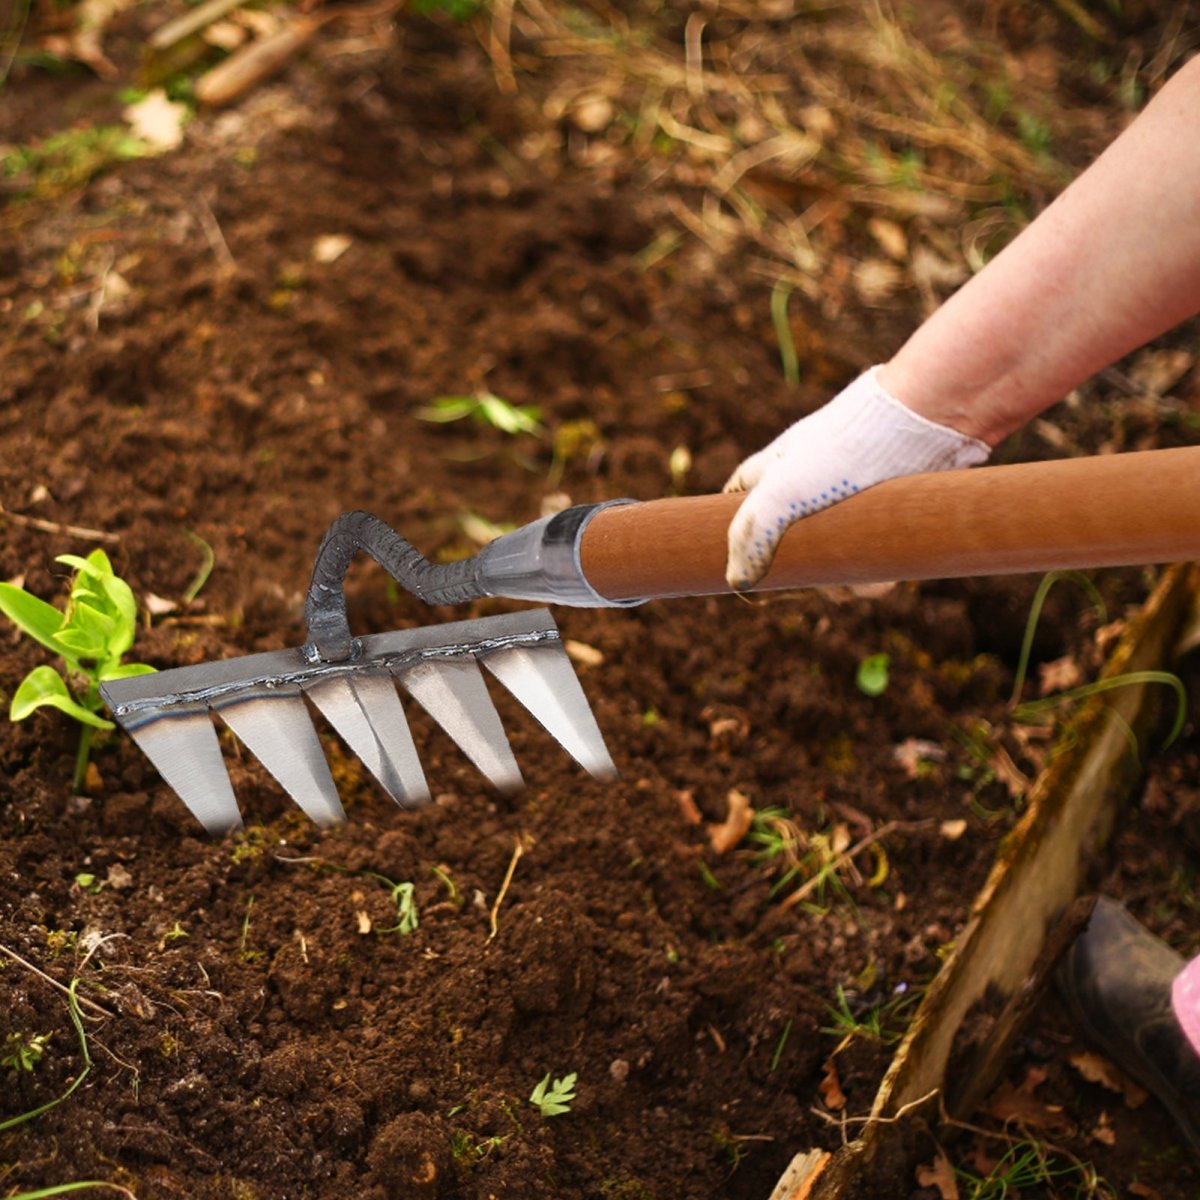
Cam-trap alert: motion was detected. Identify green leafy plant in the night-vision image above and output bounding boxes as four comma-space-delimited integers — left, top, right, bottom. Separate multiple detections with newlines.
855, 653, 890, 697
373, 876, 419, 935
2, 1030, 51, 1073
0, 549, 155, 790
0, 978, 92, 1132
529, 1071, 577, 1116
417, 391, 544, 436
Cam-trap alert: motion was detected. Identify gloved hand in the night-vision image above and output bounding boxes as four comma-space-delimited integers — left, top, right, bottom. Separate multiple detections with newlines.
724, 366, 991, 590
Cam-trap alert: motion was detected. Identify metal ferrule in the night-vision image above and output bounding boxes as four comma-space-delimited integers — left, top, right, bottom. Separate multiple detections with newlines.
473, 500, 644, 608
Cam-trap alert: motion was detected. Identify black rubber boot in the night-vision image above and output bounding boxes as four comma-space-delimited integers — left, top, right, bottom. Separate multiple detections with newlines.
1056, 895, 1200, 1157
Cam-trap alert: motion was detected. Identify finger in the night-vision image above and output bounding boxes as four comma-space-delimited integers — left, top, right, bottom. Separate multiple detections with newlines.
725, 484, 797, 591
722, 447, 770, 494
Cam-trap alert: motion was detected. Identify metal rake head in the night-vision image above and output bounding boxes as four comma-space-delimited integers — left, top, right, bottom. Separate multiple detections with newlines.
100, 514, 617, 834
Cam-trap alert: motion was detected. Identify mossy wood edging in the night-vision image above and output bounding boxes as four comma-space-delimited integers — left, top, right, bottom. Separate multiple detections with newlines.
770, 561, 1200, 1200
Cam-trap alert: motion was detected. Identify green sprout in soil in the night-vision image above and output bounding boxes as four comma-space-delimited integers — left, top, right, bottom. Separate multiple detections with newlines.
855, 653, 891, 697
1008, 570, 1187, 765
529, 1071, 577, 1117
372, 876, 419, 935
0, 549, 155, 791
0, 977, 92, 1133
417, 391, 544, 437
955, 1139, 1105, 1199
2, 1030, 52, 1073
821, 983, 911, 1047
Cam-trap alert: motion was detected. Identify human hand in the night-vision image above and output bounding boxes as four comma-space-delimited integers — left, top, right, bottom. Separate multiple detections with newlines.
724, 366, 990, 590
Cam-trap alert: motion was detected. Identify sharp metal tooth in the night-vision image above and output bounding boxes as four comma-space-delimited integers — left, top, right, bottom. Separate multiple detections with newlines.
395, 657, 523, 793
119, 703, 243, 834
480, 640, 617, 781
303, 673, 430, 806
212, 683, 345, 826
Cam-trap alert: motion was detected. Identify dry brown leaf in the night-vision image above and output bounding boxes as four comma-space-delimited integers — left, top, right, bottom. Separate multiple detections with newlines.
893, 738, 945, 778
983, 1066, 1071, 1134
989, 744, 1030, 802
1038, 654, 1083, 696
565, 639, 604, 668
852, 257, 904, 304
818, 1058, 846, 1111
1091, 1110, 1117, 1146
1069, 1050, 1148, 1108
708, 789, 753, 854
1128, 347, 1195, 395
1130, 1182, 1165, 1199
867, 216, 907, 260
676, 790, 703, 826
915, 1151, 960, 1200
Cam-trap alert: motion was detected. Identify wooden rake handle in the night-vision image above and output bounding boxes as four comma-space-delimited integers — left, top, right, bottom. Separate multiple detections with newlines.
578, 445, 1200, 603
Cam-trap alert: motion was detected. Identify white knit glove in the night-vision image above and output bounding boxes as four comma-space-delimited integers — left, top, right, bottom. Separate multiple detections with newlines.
724, 366, 991, 589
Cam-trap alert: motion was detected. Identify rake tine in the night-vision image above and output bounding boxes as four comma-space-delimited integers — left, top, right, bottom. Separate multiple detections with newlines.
212, 683, 345, 826
302, 672, 431, 806
479, 640, 617, 781
395, 656, 524, 793
122, 702, 243, 834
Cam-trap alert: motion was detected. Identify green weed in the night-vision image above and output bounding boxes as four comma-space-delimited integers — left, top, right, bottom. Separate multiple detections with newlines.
529, 1071, 577, 1116
417, 392, 544, 437
0, 549, 155, 790
855, 653, 891, 697
2, 1030, 51, 1073
821, 983, 912, 1046
770, 280, 799, 388
955, 1139, 1105, 1198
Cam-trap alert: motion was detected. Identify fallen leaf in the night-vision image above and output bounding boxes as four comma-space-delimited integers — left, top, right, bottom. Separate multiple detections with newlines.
312, 234, 352, 264
852, 257, 904, 305
1130, 1182, 1165, 1199
145, 592, 179, 616
565, 639, 604, 667
124, 89, 187, 151
1069, 1050, 1148, 1108
893, 738, 946, 778
983, 1066, 1071, 1134
867, 216, 907, 261
1128, 347, 1195, 395
818, 1058, 846, 1111
989, 744, 1030, 802
1038, 654, 1082, 696
708, 789, 753, 854
1091, 1110, 1117, 1145
675, 790, 703, 826
915, 1151, 960, 1200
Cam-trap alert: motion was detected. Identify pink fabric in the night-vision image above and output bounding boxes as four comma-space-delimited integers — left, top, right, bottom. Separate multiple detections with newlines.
1172, 952, 1200, 1056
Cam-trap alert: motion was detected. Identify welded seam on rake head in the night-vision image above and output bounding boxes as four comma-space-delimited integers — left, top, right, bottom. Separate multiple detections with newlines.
107, 626, 562, 720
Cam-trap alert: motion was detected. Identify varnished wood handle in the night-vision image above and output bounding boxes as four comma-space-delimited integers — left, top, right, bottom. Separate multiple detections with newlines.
579, 446, 1200, 603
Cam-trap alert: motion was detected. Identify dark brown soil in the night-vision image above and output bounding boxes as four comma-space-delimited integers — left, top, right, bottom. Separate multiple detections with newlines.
2, 4, 1199, 1198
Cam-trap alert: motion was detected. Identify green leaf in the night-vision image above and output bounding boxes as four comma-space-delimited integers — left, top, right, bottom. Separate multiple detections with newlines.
0, 583, 66, 655
856, 654, 890, 697
416, 397, 477, 423
11, 666, 113, 728
99, 661, 156, 682
529, 1071, 577, 1116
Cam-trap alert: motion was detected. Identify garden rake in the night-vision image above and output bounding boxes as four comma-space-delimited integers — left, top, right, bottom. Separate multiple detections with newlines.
101, 445, 1200, 834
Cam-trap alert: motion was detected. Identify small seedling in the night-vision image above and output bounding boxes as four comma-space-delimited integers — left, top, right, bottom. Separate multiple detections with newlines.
821, 982, 912, 1046
0, 549, 155, 790
2, 1031, 51, 1073
363, 873, 419, 935
529, 1071, 577, 1116
417, 391, 544, 437
855, 653, 890, 697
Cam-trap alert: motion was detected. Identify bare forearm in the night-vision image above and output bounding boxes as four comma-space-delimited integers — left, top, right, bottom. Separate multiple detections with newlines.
882, 56, 1200, 446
